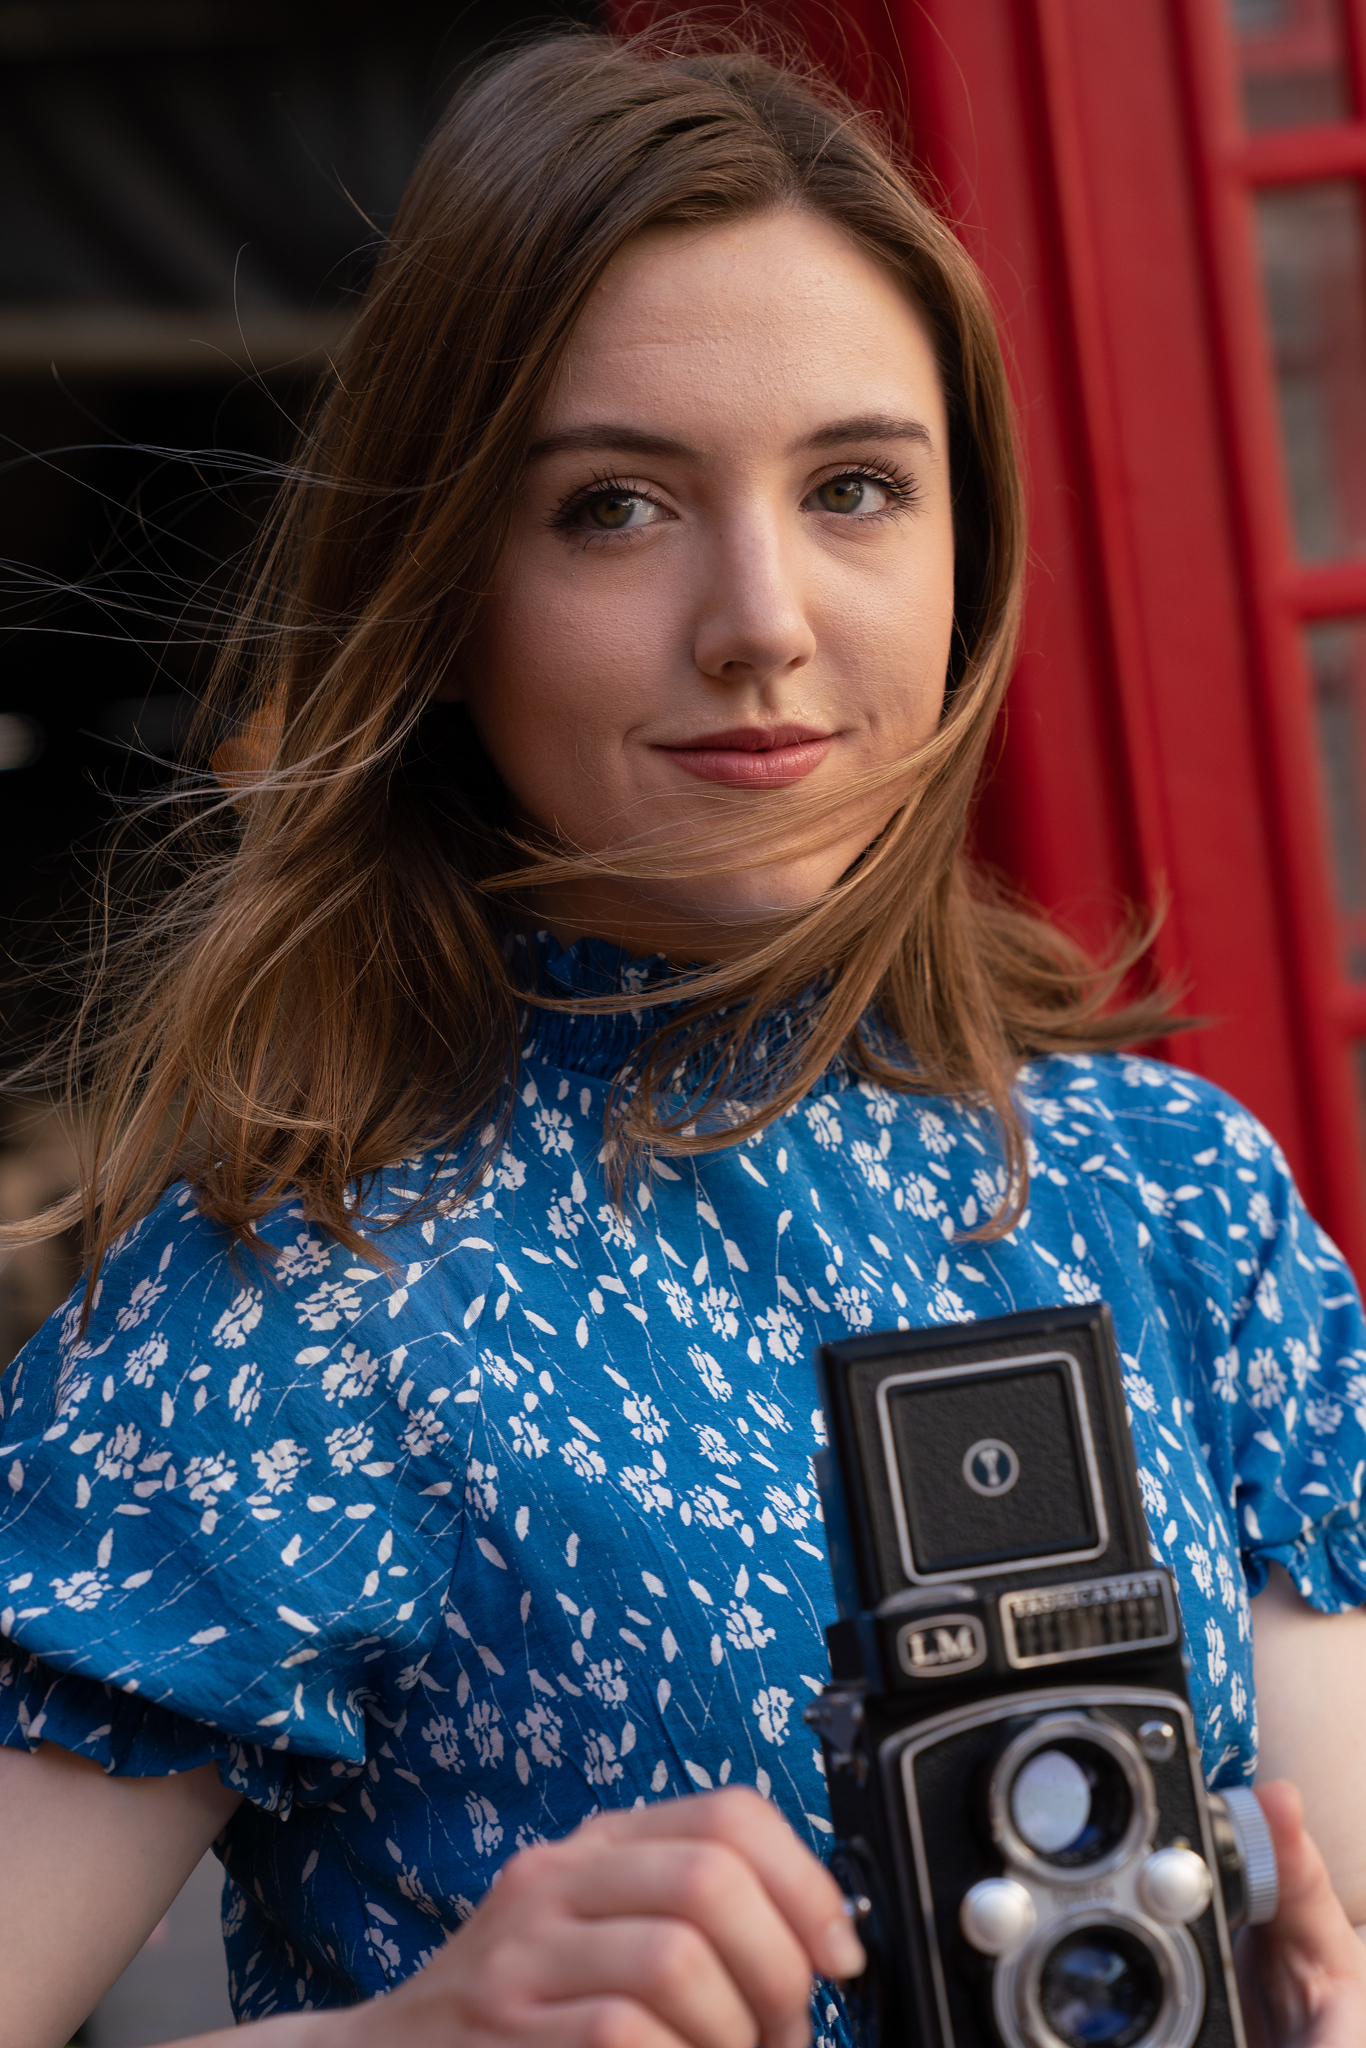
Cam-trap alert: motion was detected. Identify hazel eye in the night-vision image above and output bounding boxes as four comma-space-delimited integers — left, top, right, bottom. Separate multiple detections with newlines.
581, 491, 664, 532
811, 473, 890, 515
588, 493, 639, 529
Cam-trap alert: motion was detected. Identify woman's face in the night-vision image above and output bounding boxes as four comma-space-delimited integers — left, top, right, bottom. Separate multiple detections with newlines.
455, 206, 956, 955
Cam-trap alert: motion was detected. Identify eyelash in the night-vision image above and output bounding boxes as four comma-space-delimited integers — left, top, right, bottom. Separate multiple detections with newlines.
549, 461, 921, 542
818, 461, 921, 512
549, 470, 654, 542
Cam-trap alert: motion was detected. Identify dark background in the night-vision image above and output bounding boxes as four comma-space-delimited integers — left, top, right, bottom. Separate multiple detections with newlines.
1, 0, 600, 991
0, 0, 600, 1378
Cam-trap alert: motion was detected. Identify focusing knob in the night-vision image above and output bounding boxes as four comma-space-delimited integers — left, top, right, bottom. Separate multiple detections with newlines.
1220, 1786, 1280, 1926
1137, 1846, 1214, 1923
959, 1877, 1037, 1957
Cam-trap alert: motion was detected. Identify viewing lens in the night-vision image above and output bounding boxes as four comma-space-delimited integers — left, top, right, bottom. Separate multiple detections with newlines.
1009, 1739, 1133, 1866
1038, 1927, 1163, 2047
1012, 1749, 1092, 1854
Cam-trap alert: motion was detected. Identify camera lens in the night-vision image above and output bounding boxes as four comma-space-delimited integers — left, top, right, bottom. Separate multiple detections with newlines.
1012, 1748, 1092, 1854
1037, 1926, 1164, 2046
1010, 1741, 1133, 1866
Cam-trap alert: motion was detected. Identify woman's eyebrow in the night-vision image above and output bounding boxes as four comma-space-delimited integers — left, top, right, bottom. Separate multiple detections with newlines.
527, 425, 692, 462
526, 413, 934, 464
801, 414, 933, 451
528, 407, 942, 460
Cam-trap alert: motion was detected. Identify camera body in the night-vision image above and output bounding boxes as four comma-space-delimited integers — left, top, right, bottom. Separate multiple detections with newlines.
808, 1305, 1277, 2048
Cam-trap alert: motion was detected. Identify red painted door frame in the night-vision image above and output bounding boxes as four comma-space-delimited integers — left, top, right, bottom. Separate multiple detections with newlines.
873, 0, 1362, 1250
611, 0, 1366, 1279
878, 0, 1366, 1278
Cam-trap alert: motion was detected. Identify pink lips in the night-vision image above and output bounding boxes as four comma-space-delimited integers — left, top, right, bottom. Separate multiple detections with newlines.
659, 723, 833, 788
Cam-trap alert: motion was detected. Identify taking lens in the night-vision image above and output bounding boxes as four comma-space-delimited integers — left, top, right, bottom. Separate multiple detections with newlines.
1037, 1926, 1164, 2047
1009, 1740, 1133, 1866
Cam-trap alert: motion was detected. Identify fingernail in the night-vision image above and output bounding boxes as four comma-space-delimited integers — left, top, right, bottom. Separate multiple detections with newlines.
816, 1914, 867, 1979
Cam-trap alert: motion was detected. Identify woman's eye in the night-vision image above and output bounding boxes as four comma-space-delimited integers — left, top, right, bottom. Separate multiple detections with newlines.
579, 490, 664, 532
810, 472, 893, 515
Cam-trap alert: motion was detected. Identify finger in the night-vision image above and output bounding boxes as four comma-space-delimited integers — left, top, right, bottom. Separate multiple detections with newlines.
521, 1918, 780, 2048
529, 1998, 706, 2048
533, 1840, 815, 2046
1254, 1781, 1365, 1980
1241, 1782, 1366, 2047
584, 1789, 864, 1980
1233, 1929, 1272, 2048
411, 1898, 784, 2048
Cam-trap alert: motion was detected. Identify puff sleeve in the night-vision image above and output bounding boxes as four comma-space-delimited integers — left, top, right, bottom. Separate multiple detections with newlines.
1153, 1092, 1366, 1613
0, 1186, 471, 1812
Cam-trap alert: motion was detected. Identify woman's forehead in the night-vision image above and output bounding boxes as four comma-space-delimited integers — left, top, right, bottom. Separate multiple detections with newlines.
536, 208, 947, 455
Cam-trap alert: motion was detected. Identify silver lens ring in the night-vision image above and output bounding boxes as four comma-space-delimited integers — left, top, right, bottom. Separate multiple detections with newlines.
990, 1711, 1156, 1884
998, 1907, 1204, 2048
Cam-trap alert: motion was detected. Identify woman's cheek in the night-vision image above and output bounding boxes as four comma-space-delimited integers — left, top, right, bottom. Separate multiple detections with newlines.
471, 682, 628, 843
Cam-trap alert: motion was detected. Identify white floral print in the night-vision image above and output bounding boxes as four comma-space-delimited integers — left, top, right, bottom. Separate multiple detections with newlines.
4, 935, 1366, 2042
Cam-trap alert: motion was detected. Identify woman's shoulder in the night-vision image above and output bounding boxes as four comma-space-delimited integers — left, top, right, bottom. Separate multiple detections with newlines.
1017, 1051, 1296, 1201
1010, 1050, 1350, 1309
1018, 1046, 1274, 1129
1008, 1056, 1366, 1614
6, 1169, 499, 1422
0, 1174, 505, 1550
6, 1183, 376, 1427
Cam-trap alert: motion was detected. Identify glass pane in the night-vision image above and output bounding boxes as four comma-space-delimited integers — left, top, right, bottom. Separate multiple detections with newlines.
1308, 618, 1366, 975
1354, 1043, 1366, 1153
1256, 182, 1366, 560
1229, 0, 1352, 130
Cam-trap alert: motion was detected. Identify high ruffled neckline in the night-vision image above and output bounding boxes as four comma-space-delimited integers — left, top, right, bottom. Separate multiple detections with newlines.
506, 927, 844, 1091
508, 928, 710, 1080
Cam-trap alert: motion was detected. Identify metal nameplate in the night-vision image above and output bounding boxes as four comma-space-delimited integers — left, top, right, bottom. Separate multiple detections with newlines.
1000, 1571, 1178, 1669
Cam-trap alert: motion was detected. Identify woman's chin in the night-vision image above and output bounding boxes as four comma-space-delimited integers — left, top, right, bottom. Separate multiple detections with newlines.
630, 875, 844, 955
529, 859, 857, 959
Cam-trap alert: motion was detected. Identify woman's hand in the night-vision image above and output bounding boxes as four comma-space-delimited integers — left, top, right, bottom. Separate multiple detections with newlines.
1238, 1782, 1366, 2048
357, 1786, 865, 2048
1, 1745, 851, 2048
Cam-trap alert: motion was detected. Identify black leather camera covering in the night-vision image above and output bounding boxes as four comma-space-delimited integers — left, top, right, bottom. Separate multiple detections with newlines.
809, 1305, 1249, 2048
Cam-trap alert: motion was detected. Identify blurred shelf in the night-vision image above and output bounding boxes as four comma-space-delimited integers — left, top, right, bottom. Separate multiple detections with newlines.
0, 1, 397, 59
0, 304, 351, 378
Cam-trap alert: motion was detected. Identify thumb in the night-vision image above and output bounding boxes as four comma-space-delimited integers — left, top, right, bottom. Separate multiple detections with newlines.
1242, 1780, 1365, 2045
1253, 1781, 1356, 1969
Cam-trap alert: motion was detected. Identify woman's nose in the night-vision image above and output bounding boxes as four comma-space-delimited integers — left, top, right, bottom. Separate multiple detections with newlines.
690, 520, 818, 685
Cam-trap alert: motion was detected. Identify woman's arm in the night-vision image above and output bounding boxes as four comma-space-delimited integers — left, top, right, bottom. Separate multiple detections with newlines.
1236, 1565, 1366, 2046
7, 1666, 1366, 2048
0, 1741, 243, 2048
0, 1750, 863, 2048
1251, 1561, 1366, 1928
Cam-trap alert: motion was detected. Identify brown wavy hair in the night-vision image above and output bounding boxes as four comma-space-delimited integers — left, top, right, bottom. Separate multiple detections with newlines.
9, 22, 1173, 1296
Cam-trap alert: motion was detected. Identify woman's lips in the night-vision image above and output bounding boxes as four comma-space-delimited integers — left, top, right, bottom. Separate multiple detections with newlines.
658, 724, 833, 788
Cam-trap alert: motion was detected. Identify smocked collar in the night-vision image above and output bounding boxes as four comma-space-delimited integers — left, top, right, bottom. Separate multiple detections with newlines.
506, 927, 842, 1090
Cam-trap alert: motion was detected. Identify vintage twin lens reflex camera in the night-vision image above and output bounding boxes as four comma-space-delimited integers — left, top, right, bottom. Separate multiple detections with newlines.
807, 1304, 1279, 2048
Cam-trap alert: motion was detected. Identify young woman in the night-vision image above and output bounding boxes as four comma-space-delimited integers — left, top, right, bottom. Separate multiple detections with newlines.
2, 28, 1366, 2048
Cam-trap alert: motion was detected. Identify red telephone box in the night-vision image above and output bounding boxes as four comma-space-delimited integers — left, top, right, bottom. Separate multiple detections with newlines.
809, 0, 1366, 1284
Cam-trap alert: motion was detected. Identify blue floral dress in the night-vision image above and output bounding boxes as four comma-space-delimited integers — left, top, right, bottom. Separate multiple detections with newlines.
3, 934, 1366, 2040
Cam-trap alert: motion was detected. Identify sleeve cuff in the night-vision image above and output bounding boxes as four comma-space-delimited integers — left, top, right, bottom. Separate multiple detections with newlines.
0, 1639, 361, 1816
1245, 1499, 1366, 1614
